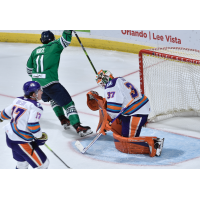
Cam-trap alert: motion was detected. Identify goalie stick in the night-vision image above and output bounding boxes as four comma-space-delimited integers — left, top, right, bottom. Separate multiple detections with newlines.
75, 99, 134, 154
75, 133, 102, 154
73, 30, 98, 75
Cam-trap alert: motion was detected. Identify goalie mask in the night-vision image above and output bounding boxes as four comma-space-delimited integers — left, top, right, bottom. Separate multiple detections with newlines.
96, 70, 114, 89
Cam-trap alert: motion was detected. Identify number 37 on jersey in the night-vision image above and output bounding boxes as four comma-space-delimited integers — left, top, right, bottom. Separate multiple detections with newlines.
107, 82, 139, 99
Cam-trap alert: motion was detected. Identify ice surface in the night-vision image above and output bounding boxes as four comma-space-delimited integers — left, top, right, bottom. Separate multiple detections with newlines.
0, 42, 200, 169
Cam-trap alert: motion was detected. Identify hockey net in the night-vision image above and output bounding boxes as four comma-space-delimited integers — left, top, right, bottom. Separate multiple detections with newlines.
139, 47, 200, 122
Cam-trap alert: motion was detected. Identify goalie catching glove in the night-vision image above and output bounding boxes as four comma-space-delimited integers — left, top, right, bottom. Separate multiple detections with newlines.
88, 91, 99, 100
35, 132, 48, 146
87, 91, 102, 111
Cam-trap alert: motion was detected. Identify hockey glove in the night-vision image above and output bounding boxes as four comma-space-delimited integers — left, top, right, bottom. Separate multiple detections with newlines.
89, 91, 99, 99
64, 30, 72, 34
35, 132, 48, 146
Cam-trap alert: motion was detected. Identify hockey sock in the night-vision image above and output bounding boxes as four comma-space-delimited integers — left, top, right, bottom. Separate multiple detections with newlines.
63, 101, 80, 126
50, 100, 65, 118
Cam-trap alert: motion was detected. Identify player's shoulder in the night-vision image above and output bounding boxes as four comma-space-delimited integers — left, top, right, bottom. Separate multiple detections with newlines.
31, 45, 46, 55
105, 77, 125, 89
44, 39, 63, 51
33, 44, 45, 51
16, 97, 43, 111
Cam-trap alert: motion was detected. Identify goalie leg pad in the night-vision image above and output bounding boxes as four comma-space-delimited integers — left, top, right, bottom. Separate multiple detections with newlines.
113, 131, 157, 157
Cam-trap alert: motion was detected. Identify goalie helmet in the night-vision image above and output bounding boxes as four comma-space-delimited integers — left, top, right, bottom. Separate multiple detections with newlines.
23, 81, 41, 97
96, 70, 114, 89
40, 30, 55, 44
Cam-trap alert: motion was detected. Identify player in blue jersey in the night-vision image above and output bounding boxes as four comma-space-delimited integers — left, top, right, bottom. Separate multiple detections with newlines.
0, 81, 49, 169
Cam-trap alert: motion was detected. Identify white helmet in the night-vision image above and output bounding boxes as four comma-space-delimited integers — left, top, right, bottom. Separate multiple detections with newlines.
96, 70, 114, 89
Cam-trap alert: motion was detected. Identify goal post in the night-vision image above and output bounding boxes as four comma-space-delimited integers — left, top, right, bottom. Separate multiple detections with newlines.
139, 47, 200, 122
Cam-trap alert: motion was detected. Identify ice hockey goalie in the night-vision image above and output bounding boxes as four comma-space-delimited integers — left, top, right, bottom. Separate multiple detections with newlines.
87, 91, 164, 157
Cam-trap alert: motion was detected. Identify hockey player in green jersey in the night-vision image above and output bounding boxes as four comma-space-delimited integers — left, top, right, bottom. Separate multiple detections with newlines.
26, 30, 93, 137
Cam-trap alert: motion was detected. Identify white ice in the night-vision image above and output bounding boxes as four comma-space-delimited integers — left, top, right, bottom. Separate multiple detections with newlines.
0, 42, 200, 169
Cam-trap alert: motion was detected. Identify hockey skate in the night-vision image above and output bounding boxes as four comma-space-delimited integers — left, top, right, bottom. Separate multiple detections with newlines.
59, 115, 71, 130
154, 138, 164, 156
73, 123, 93, 137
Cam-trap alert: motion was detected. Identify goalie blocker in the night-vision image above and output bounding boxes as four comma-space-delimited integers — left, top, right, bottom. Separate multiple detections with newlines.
87, 91, 164, 157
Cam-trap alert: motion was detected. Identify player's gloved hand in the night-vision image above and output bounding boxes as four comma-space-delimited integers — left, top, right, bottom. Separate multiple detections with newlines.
91, 91, 99, 95
0, 112, 3, 122
35, 132, 48, 146
89, 91, 99, 99
64, 30, 72, 34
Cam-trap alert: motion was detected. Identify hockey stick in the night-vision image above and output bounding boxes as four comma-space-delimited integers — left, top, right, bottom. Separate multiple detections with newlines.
44, 144, 71, 169
75, 133, 102, 154
75, 98, 134, 154
73, 30, 98, 75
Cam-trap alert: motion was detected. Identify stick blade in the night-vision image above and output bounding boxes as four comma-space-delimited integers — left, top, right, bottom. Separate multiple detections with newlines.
75, 141, 85, 153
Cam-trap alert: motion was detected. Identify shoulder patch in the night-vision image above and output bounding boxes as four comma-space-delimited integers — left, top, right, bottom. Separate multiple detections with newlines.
105, 78, 119, 89
37, 102, 42, 108
106, 81, 113, 87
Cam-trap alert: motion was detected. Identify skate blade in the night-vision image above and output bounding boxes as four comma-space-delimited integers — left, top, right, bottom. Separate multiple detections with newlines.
63, 125, 70, 130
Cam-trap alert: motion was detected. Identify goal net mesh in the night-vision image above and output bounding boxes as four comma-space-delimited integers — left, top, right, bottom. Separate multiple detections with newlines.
140, 47, 200, 122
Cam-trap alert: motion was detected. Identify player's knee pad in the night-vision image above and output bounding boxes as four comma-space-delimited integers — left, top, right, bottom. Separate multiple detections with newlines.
36, 158, 50, 169
16, 161, 29, 169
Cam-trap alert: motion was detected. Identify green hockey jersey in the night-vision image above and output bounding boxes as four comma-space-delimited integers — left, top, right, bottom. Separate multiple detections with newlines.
27, 31, 72, 88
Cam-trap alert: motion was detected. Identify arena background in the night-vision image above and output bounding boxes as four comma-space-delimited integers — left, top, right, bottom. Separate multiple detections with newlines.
1, 30, 200, 53
0, 29, 199, 199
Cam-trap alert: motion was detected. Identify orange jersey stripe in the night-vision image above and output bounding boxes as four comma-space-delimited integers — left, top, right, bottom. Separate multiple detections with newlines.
27, 125, 40, 130
129, 117, 141, 137
124, 96, 148, 115
107, 105, 121, 111
20, 143, 42, 166
1, 111, 10, 120
13, 124, 33, 139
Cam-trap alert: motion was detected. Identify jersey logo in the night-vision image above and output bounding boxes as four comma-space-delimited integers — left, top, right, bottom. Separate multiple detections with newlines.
32, 74, 46, 79
107, 81, 112, 87
37, 103, 42, 108
36, 48, 44, 54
